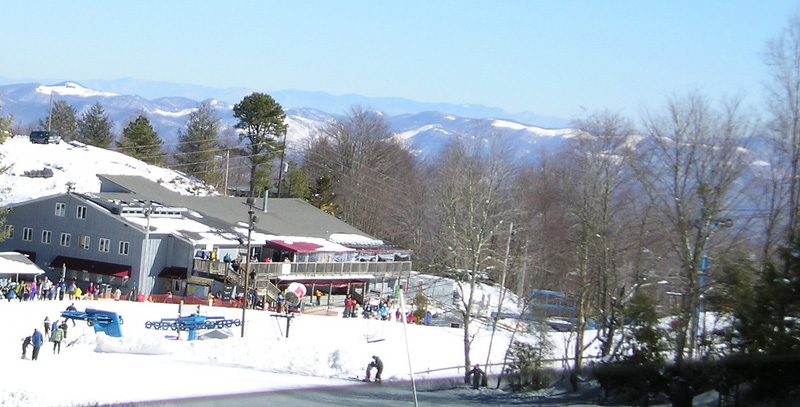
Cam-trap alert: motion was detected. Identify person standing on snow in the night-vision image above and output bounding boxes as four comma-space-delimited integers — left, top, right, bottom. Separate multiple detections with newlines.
379, 303, 389, 320
60, 321, 69, 340
31, 329, 43, 361
65, 303, 77, 326
28, 281, 37, 301
67, 281, 76, 300
43, 316, 51, 339
365, 355, 384, 382
52, 324, 64, 354
343, 296, 353, 318
51, 319, 59, 340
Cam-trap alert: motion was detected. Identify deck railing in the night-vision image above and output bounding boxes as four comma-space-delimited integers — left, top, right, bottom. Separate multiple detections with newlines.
192, 259, 412, 301
192, 259, 412, 280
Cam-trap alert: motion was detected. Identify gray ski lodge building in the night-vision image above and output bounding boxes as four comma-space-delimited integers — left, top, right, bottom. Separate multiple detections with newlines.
0, 175, 412, 306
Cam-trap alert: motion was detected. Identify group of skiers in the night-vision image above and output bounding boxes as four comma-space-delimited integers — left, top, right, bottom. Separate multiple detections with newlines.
3, 278, 106, 302
21, 306, 74, 360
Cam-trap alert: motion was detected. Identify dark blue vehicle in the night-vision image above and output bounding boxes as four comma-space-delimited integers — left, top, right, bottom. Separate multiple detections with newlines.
29, 130, 62, 144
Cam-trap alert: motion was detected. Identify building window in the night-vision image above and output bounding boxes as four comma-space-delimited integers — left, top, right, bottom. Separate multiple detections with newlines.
79, 235, 90, 250
23, 227, 32, 241
55, 202, 66, 217
42, 230, 52, 244
119, 241, 130, 255
4, 225, 13, 239
60, 233, 71, 247
99, 238, 110, 253
76, 205, 87, 219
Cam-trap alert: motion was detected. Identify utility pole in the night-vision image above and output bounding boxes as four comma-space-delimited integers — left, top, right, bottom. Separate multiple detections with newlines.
47, 91, 54, 131
693, 218, 732, 358
241, 198, 258, 337
223, 150, 230, 195
139, 201, 153, 300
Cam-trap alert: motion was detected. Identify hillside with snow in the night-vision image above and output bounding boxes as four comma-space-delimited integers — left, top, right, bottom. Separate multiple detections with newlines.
0, 135, 213, 205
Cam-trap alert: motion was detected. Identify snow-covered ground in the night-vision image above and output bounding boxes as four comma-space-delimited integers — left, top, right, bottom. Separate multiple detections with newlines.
2, 296, 728, 407
1, 297, 535, 407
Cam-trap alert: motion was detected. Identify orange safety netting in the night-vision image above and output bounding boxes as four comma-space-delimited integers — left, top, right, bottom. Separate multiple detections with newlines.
141, 294, 276, 311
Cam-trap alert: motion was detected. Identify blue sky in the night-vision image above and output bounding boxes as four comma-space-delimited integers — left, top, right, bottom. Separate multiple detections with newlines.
1, 1, 797, 120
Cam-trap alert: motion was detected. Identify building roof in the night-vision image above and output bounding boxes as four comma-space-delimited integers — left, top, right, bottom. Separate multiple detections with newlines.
92, 175, 387, 248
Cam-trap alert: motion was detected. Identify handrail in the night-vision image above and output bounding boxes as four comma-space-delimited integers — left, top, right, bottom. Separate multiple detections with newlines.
193, 259, 412, 279
413, 356, 602, 376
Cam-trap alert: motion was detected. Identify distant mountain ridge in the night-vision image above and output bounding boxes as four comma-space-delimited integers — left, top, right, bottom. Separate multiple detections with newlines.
0, 80, 573, 160
75, 77, 572, 128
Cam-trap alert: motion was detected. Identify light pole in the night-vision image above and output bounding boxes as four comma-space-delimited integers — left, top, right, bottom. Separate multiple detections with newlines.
140, 201, 153, 300
241, 199, 258, 337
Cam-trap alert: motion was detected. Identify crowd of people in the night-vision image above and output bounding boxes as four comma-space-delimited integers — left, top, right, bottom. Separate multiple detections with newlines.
2, 277, 111, 302
341, 294, 434, 325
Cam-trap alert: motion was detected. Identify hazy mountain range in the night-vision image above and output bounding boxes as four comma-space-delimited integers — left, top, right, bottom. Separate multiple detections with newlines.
0, 80, 573, 160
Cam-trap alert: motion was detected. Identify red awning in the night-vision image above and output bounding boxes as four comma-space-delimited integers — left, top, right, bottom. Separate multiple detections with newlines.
158, 267, 187, 280
266, 240, 323, 253
50, 256, 131, 278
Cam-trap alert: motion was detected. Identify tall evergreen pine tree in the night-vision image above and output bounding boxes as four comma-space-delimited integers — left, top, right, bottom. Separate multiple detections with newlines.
175, 101, 222, 186
232, 92, 288, 196
76, 102, 114, 148
38, 100, 78, 140
118, 115, 163, 165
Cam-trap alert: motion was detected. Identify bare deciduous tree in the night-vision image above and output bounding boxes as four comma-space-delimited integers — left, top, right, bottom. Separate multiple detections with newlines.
547, 110, 642, 388
303, 106, 419, 243
763, 13, 800, 244
632, 93, 751, 365
428, 127, 517, 381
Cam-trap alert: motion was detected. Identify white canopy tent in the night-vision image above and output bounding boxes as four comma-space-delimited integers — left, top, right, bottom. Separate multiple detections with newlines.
0, 252, 45, 281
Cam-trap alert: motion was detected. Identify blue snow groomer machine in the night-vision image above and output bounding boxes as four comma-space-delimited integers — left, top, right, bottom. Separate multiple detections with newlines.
60, 308, 124, 337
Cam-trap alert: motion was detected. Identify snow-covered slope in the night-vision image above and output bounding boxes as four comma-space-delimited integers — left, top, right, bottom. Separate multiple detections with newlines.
0, 135, 214, 205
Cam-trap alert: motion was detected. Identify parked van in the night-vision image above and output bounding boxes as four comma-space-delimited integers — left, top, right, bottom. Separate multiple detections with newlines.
29, 131, 62, 144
